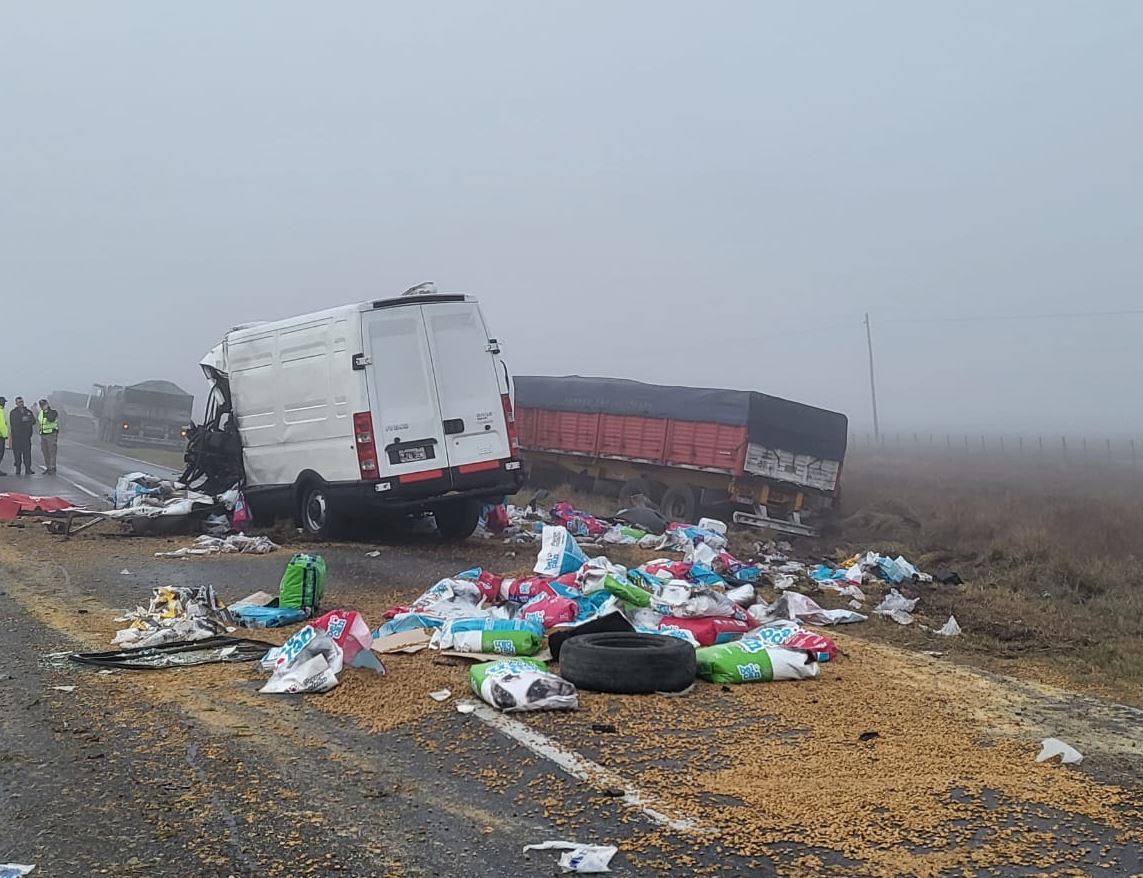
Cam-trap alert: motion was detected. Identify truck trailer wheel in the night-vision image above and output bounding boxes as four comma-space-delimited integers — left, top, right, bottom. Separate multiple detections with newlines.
659, 485, 697, 523
618, 477, 656, 509
298, 482, 343, 539
433, 499, 479, 541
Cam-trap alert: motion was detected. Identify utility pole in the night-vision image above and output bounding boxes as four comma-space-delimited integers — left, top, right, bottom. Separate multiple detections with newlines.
864, 312, 881, 443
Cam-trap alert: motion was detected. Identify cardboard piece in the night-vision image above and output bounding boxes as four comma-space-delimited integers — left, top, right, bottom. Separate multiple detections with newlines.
371, 629, 434, 654
230, 591, 276, 609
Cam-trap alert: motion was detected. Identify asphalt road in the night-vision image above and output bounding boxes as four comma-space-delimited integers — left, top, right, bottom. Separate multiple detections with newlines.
0, 437, 177, 510
2, 440, 1141, 877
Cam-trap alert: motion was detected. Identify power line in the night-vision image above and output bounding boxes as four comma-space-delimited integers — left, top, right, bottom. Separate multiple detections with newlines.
876, 307, 1143, 325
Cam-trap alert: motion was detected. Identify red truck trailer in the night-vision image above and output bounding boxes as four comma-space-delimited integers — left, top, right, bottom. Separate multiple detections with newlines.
514, 376, 848, 536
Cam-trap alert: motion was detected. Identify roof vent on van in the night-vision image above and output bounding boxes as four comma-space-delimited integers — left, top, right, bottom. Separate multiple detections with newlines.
401, 281, 437, 297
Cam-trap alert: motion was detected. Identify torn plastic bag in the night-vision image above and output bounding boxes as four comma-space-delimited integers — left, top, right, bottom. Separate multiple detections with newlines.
750, 592, 867, 626
372, 613, 444, 638
934, 615, 962, 636
874, 589, 918, 615
523, 840, 617, 873
725, 584, 756, 607
409, 577, 486, 619
603, 574, 653, 607
311, 609, 374, 663
1036, 737, 1083, 765
577, 557, 627, 595
470, 658, 578, 712
260, 625, 344, 694
534, 526, 589, 577
697, 642, 820, 684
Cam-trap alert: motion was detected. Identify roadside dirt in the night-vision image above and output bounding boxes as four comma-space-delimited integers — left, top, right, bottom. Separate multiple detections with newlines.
3, 524, 1142, 876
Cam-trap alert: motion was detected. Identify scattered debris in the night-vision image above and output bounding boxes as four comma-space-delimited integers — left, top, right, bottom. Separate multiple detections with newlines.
112, 585, 234, 648
260, 625, 343, 694
1037, 738, 1083, 765
934, 615, 962, 636
428, 689, 452, 702
50, 686, 75, 693
365, 550, 381, 557
858, 730, 881, 742
119, 569, 131, 575
0, 865, 36, 878
522, 841, 618, 874
154, 534, 279, 558
470, 658, 578, 711
455, 701, 477, 714
70, 636, 273, 670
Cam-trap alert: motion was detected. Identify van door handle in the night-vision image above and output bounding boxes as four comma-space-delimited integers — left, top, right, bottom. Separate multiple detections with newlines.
443, 418, 465, 435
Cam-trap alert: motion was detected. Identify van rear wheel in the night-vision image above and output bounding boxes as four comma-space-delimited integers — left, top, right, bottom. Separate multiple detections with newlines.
433, 499, 479, 541
299, 482, 342, 539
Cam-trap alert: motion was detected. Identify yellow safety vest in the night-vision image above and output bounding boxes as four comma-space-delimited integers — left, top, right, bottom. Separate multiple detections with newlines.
39, 410, 59, 435
0, 408, 7, 439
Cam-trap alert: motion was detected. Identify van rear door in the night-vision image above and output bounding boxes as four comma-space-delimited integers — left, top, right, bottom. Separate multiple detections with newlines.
421, 301, 512, 469
360, 305, 449, 480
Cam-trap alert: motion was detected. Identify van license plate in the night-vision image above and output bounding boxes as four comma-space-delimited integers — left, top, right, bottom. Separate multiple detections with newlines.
398, 447, 428, 463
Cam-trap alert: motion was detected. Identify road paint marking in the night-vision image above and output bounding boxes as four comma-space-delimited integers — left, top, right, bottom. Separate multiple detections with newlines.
466, 701, 706, 833
53, 465, 108, 501
62, 439, 180, 473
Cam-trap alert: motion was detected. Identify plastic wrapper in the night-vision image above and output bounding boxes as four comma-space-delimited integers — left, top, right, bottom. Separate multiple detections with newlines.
409, 578, 487, 619
534, 526, 589, 577
519, 594, 579, 629
603, 574, 652, 608
432, 617, 544, 656
751, 592, 867, 626
658, 614, 755, 646
470, 658, 578, 712
260, 625, 343, 694
742, 621, 839, 662
696, 642, 820, 683
311, 609, 373, 663
232, 605, 308, 628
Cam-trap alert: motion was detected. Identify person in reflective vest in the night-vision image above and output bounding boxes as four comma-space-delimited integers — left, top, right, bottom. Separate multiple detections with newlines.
38, 398, 60, 474
8, 397, 36, 476
0, 396, 8, 476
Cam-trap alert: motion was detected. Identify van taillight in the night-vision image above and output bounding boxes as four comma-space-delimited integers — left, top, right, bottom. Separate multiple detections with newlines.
353, 412, 379, 478
501, 393, 518, 455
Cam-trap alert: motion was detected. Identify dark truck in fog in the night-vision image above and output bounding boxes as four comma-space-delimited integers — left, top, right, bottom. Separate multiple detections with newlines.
514, 376, 848, 536
89, 380, 194, 449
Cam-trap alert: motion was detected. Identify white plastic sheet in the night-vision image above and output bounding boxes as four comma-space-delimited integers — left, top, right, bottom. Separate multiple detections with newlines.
1036, 738, 1083, 765
523, 841, 617, 873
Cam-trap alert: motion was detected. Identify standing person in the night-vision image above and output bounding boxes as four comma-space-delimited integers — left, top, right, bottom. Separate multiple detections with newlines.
38, 398, 60, 474
8, 397, 36, 476
0, 396, 8, 476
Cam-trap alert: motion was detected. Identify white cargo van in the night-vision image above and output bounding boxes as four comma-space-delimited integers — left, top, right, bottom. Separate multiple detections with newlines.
193, 287, 524, 538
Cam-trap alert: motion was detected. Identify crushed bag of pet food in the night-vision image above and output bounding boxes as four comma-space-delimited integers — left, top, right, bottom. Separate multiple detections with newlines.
696, 641, 820, 683
469, 658, 578, 712
534, 526, 588, 577
743, 621, 839, 662
658, 614, 755, 646
431, 617, 544, 656
603, 574, 652, 607
518, 594, 579, 629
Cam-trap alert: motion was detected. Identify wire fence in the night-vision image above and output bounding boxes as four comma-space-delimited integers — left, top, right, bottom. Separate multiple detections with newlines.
850, 432, 1142, 466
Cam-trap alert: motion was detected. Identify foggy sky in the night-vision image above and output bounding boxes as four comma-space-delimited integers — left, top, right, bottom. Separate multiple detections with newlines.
2, 1, 1141, 437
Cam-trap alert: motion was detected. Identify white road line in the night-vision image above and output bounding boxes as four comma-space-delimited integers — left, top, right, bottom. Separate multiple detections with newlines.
54, 464, 113, 503
62, 439, 180, 473
57, 475, 100, 499
466, 702, 705, 833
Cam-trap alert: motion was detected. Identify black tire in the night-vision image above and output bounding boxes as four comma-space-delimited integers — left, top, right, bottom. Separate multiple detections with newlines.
433, 499, 480, 541
298, 481, 343, 539
558, 632, 696, 694
618, 477, 655, 508
659, 484, 697, 522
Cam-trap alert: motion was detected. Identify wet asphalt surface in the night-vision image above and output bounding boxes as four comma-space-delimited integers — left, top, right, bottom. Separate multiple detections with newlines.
3, 441, 1142, 876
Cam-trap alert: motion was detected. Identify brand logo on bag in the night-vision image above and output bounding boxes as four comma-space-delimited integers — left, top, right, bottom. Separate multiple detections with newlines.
326, 615, 347, 640
492, 639, 516, 655
737, 663, 763, 681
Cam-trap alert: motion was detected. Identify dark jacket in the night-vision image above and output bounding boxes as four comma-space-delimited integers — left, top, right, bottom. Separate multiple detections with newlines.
9, 406, 36, 441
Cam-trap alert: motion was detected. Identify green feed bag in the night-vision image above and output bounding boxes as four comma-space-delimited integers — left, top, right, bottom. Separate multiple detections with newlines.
279, 553, 327, 611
